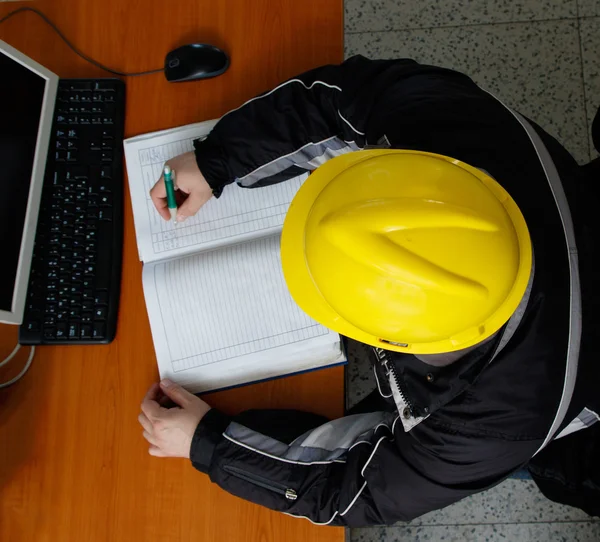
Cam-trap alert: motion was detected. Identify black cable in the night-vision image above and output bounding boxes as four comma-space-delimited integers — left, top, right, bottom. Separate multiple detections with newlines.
0, 7, 163, 77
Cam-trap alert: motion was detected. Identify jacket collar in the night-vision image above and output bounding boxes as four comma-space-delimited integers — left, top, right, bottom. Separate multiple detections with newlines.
374, 260, 535, 432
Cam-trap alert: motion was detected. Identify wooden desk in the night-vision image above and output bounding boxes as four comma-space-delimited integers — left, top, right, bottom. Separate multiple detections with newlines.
0, 1, 344, 540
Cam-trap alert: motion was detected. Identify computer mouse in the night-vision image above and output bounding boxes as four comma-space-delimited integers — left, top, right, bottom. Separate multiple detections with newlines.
164, 44, 230, 83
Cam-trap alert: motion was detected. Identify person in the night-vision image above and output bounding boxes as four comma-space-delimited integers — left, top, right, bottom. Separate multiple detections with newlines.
137, 56, 600, 525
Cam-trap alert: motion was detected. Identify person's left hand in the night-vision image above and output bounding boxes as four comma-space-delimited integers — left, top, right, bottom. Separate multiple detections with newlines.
138, 379, 211, 459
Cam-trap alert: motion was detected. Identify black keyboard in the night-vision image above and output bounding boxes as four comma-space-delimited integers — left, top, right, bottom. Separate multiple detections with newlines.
19, 79, 125, 345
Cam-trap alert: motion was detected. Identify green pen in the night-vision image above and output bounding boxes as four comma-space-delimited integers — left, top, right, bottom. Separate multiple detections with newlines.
163, 164, 177, 224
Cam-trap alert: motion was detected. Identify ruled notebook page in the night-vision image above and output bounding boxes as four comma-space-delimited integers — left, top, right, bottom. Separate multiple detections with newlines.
124, 120, 308, 263
142, 235, 343, 392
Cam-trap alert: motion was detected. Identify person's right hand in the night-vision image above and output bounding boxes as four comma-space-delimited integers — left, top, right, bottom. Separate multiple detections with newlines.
150, 151, 213, 222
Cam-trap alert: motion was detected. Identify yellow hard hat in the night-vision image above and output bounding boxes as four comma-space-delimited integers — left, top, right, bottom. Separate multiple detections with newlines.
281, 150, 532, 354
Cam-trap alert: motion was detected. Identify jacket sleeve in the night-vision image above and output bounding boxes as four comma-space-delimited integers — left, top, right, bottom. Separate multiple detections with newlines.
193, 55, 504, 198
190, 402, 542, 526
193, 55, 418, 196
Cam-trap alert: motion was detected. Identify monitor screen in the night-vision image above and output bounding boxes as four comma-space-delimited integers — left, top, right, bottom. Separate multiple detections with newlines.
0, 52, 46, 312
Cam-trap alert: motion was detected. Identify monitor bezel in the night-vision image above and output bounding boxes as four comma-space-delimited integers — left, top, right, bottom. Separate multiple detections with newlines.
0, 40, 59, 325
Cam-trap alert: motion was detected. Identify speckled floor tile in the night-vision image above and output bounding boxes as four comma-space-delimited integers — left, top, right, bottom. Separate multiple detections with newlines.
350, 522, 600, 542
409, 479, 594, 525
345, 20, 589, 163
345, 0, 577, 33
580, 17, 600, 158
345, 339, 375, 410
578, 0, 600, 17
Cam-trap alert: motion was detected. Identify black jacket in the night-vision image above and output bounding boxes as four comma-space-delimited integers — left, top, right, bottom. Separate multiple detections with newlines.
189, 56, 600, 526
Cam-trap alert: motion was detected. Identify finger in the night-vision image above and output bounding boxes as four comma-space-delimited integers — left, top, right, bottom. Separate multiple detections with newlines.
144, 383, 161, 402
159, 379, 194, 407
176, 191, 210, 222
137, 412, 153, 433
149, 177, 171, 221
141, 398, 164, 422
142, 430, 158, 445
149, 445, 167, 457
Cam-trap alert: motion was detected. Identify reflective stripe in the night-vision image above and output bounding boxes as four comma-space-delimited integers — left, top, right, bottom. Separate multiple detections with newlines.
555, 407, 600, 439
485, 95, 581, 455
338, 109, 365, 135
236, 136, 359, 186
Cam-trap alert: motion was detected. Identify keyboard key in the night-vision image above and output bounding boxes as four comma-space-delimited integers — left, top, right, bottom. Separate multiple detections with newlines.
57, 310, 69, 322
81, 312, 93, 323
56, 323, 67, 339
94, 307, 107, 320
44, 315, 56, 326
68, 323, 79, 338
90, 140, 102, 151
56, 150, 67, 162
95, 291, 108, 305
67, 128, 79, 138
25, 321, 40, 332
81, 324, 92, 338
80, 93, 92, 103
44, 328, 56, 340
92, 92, 104, 102
101, 151, 113, 162
67, 151, 79, 162
102, 117, 114, 125
67, 115, 78, 124
92, 116, 103, 125
101, 129, 113, 139
79, 115, 90, 125
83, 288, 94, 299
101, 141, 112, 150
100, 166, 112, 179
99, 209, 112, 221
69, 82, 93, 91
93, 322, 106, 339
57, 115, 67, 124
95, 81, 117, 91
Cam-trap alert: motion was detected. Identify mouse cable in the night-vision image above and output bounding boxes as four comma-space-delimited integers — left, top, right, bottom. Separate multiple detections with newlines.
0, 344, 36, 389
0, 7, 163, 77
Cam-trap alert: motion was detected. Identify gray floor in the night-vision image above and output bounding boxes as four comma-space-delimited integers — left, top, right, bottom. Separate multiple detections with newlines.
343, 0, 599, 539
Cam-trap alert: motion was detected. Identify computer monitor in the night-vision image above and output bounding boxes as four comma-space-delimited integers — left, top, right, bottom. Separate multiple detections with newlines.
0, 40, 58, 324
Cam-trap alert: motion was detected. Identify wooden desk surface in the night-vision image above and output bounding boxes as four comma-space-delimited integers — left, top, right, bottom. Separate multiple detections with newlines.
0, 1, 344, 540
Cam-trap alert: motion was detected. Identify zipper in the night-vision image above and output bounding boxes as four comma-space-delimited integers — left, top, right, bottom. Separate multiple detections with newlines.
223, 465, 298, 501
374, 348, 414, 421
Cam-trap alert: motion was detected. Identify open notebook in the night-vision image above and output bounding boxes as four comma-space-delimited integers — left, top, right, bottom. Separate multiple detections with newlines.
123, 120, 345, 393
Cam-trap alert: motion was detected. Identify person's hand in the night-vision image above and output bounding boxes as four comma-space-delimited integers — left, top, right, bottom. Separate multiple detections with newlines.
138, 379, 211, 458
149, 151, 213, 223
